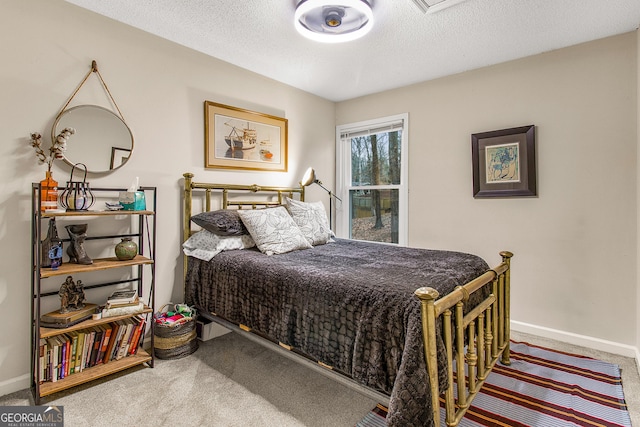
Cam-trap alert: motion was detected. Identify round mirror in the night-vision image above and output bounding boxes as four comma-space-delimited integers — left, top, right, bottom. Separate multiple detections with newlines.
52, 105, 134, 173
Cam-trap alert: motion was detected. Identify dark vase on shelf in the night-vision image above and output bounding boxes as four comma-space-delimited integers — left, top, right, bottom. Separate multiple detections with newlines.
41, 218, 62, 268
115, 237, 138, 260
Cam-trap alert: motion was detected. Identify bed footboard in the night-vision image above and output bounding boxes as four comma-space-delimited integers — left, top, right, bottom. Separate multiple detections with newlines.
415, 251, 513, 427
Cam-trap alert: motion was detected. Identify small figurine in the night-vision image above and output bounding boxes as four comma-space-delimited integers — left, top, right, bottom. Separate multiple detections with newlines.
58, 276, 86, 313
69, 280, 86, 310
59, 276, 74, 313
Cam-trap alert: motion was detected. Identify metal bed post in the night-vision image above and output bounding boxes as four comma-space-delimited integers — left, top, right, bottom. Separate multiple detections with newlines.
183, 173, 193, 297
414, 287, 441, 427
499, 251, 513, 365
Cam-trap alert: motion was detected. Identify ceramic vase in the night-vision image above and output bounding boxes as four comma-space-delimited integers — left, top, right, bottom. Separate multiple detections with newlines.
115, 237, 138, 260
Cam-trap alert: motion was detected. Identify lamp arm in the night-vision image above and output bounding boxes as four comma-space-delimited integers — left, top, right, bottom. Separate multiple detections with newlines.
314, 181, 342, 202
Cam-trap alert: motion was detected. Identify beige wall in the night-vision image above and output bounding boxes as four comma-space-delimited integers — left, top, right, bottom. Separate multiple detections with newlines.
337, 33, 638, 352
0, 0, 335, 394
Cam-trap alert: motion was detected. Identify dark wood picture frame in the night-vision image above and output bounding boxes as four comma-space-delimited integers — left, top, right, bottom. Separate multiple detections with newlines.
204, 101, 288, 172
472, 125, 536, 198
109, 147, 131, 170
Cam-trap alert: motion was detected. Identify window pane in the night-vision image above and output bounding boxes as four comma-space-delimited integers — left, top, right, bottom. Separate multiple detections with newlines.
349, 189, 399, 244
350, 131, 402, 186
338, 114, 407, 245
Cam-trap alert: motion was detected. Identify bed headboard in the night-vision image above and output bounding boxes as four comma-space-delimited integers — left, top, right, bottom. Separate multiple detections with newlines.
182, 172, 305, 279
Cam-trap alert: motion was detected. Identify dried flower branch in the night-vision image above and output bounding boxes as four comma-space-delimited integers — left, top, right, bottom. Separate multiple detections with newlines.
29, 127, 75, 172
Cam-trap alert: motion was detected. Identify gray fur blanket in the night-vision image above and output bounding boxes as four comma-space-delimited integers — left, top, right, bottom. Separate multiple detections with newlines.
185, 238, 489, 426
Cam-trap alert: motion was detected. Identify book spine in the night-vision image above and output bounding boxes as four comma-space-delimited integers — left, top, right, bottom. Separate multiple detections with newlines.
56, 339, 61, 381
83, 329, 96, 369
69, 333, 78, 374
116, 321, 135, 360
50, 338, 58, 383
89, 327, 104, 367
111, 321, 127, 361
38, 339, 46, 383
46, 341, 52, 383
103, 323, 117, 364
66, 337, 72, 377
59, 338, 65, 380
66, 336, 72, 378
75, 332, 85, 373
96, 325, 113, 364
45, 339, 54, 383
80, 330, 89, 370
129, 317, 146, 355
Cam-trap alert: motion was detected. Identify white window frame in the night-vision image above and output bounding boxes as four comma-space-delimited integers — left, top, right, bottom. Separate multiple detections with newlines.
335, 113, 409, 245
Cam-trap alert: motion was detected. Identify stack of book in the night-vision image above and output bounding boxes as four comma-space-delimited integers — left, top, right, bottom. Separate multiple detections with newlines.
105, 290, 139, 309
102, 290, 144, 318
38, 315, 147, 383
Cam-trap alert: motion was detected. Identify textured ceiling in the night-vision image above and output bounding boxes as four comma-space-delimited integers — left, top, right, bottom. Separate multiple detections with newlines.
65, 0, 640, 102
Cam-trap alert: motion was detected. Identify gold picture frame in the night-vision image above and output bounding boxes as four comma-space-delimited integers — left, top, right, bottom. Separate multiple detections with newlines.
205, 101, 288, 172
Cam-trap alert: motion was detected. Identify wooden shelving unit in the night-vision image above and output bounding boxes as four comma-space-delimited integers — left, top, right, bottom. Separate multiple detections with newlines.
30, 185, 156, 404
39, 306, 153, 339
40, 255, 153, 278
38, 350, 153, 398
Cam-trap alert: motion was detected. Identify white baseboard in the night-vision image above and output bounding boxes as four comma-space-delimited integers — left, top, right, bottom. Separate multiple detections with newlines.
0, 374, 30, 399
511, 320, 639, 359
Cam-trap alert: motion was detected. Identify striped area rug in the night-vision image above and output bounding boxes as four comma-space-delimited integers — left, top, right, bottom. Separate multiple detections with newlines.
357, 341, 632, 427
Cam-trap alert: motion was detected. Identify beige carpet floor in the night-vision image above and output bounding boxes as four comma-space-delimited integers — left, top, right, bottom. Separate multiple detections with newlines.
1, 330, 637, 426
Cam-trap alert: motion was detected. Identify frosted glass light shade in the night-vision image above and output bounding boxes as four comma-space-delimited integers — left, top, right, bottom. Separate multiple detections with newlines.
294, 0, 374, 43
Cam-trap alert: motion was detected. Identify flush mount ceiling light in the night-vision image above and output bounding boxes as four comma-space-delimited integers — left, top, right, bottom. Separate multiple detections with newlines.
294, 0, 374, 43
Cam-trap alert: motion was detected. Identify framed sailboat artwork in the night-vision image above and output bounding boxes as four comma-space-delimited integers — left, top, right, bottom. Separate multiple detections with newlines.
205, 101, 288, 172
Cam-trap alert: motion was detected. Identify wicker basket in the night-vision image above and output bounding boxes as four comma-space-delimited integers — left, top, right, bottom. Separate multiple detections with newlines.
153, 304, 198, 360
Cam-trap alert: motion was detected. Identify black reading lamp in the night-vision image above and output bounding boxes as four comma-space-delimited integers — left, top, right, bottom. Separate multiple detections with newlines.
300, 167, 342, 230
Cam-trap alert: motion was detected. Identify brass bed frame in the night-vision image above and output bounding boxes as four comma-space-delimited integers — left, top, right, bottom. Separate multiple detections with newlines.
182, 172, 513, 427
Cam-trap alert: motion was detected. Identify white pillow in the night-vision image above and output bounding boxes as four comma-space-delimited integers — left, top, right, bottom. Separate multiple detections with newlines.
284, 197, 332, 246
237, 206, 312, 255
182, 230, 255, 261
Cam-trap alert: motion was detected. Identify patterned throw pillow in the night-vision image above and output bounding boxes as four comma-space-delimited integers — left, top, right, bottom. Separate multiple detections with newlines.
237, 206, 312, 255
182, 230, 255, 261
284, 198, 332, 246
191, 209, 248, 236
